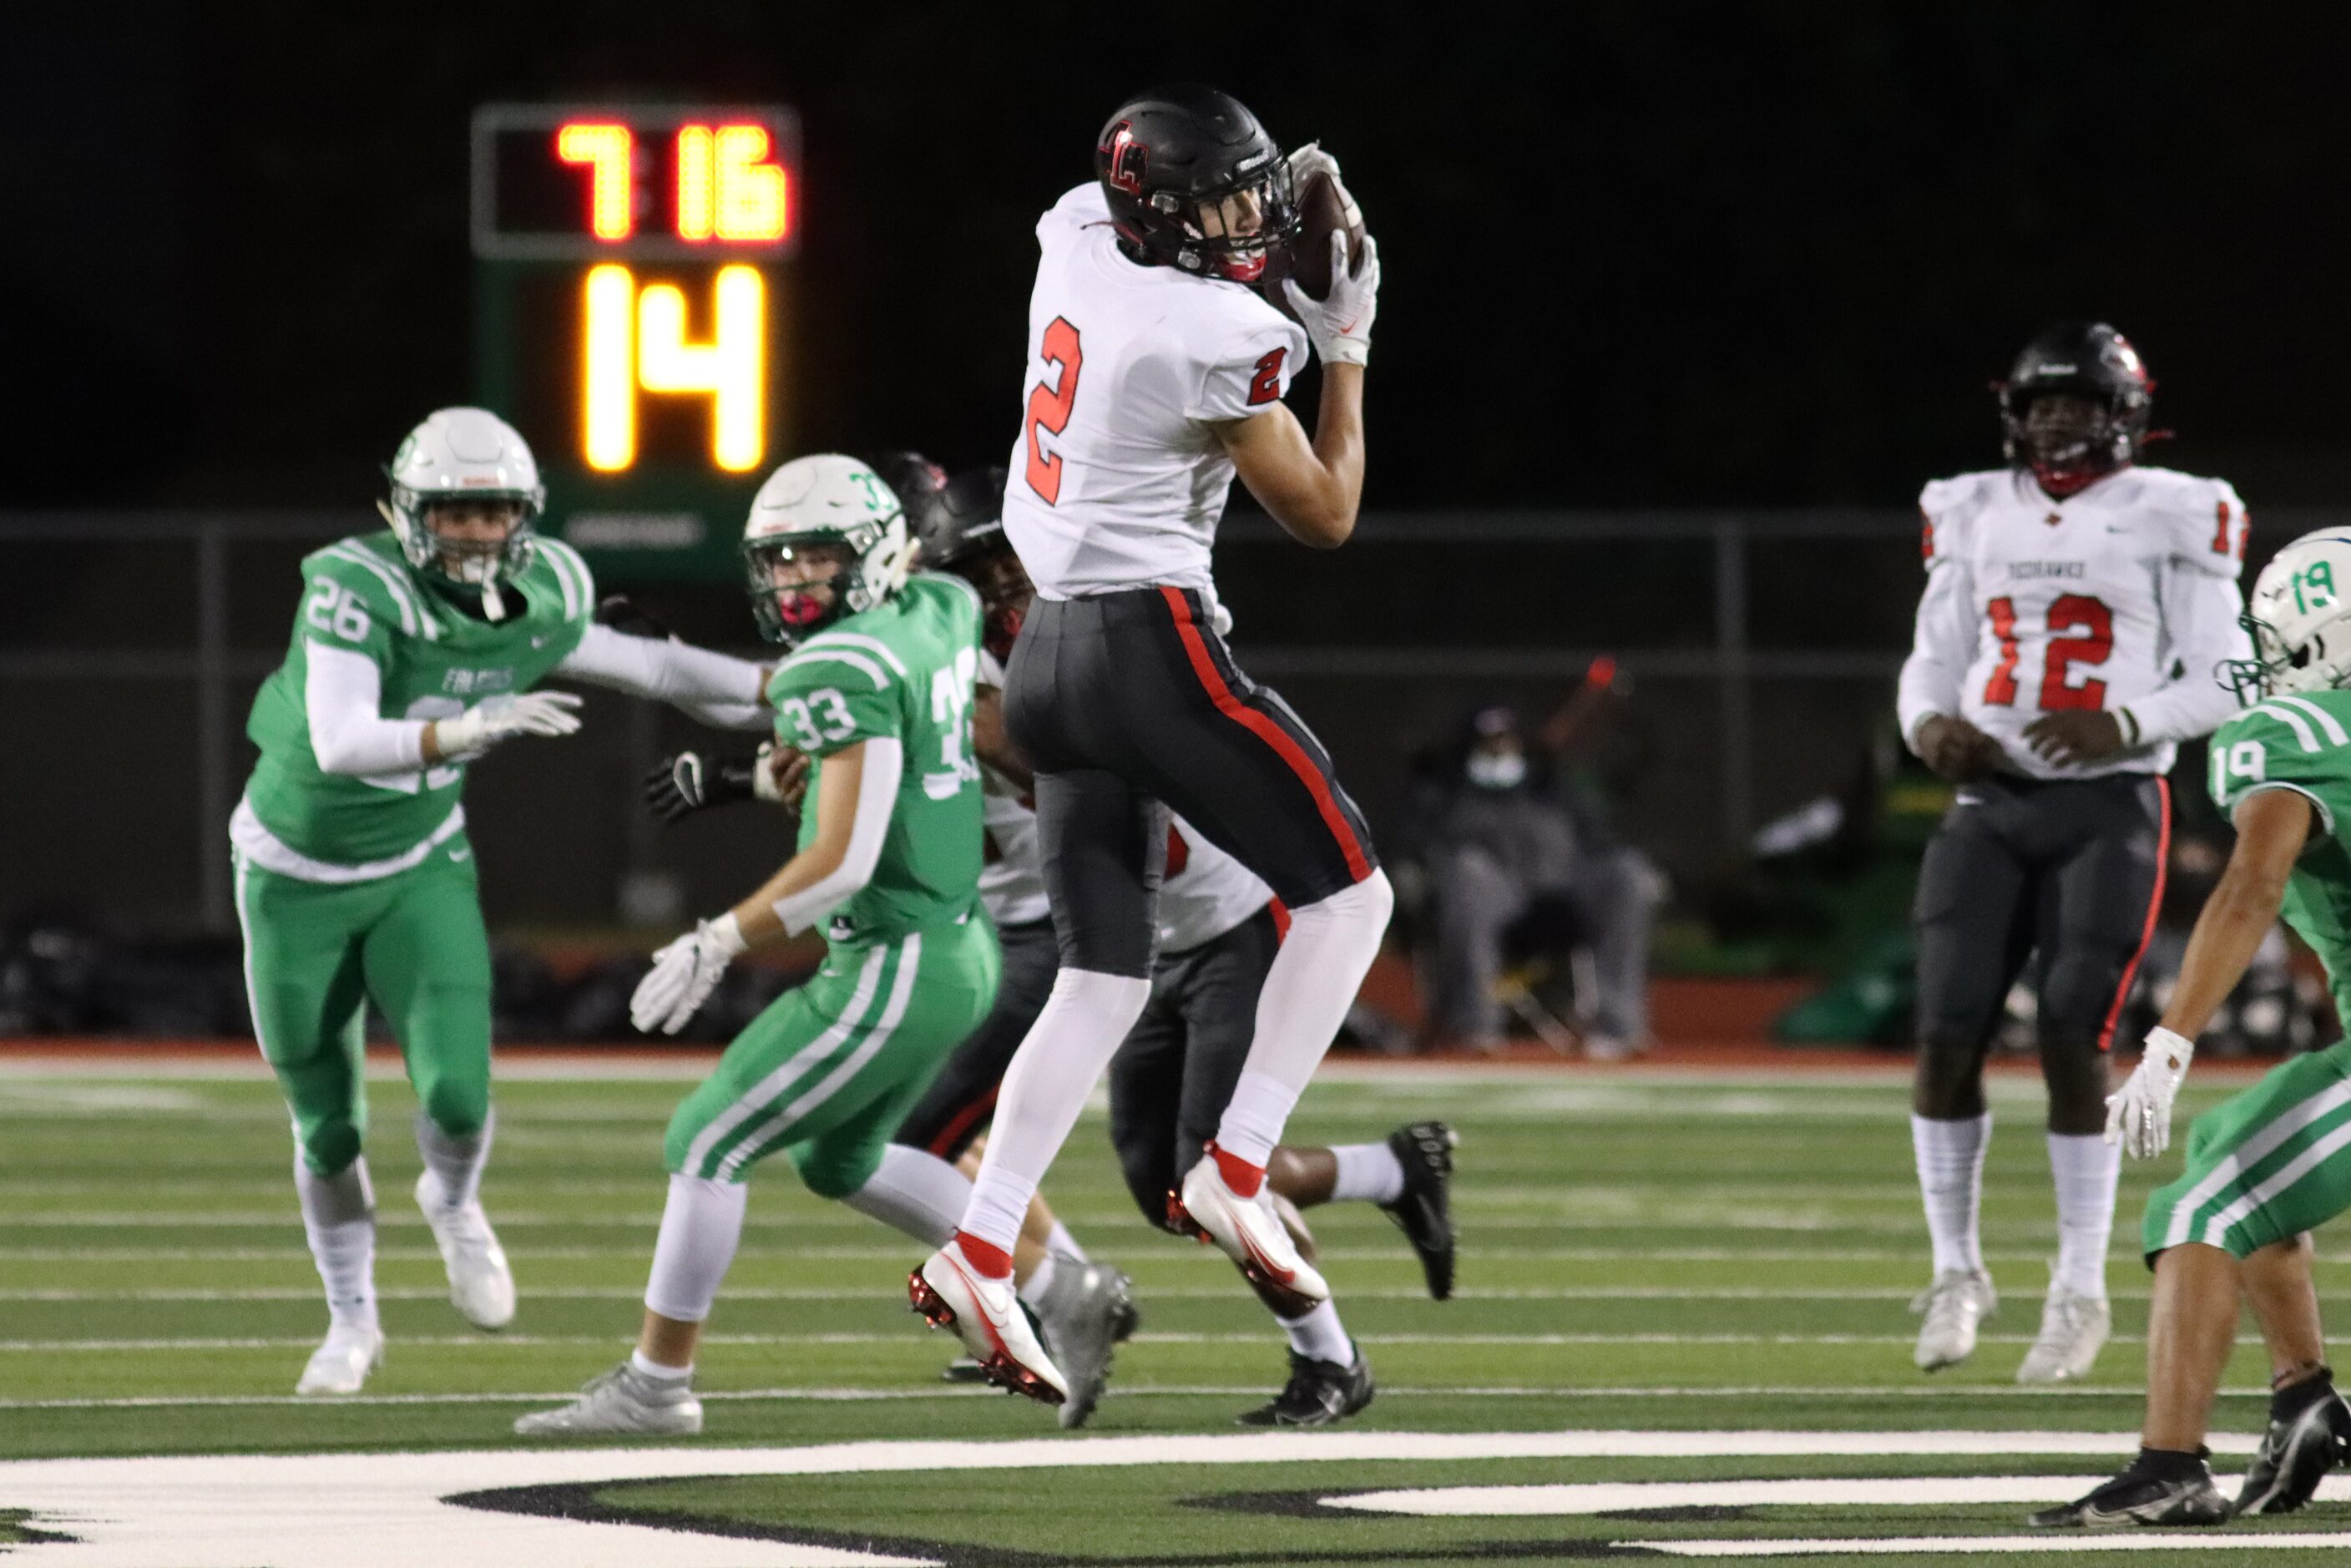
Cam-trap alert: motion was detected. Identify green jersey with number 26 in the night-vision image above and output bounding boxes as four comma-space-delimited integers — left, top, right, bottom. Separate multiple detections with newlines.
767, 573, 986, 943
2210, 685, 2351, 1021
242, 531, 595, 867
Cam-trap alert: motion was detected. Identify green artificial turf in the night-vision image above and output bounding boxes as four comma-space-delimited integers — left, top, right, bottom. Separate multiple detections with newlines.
3, 1060, 2347, 1564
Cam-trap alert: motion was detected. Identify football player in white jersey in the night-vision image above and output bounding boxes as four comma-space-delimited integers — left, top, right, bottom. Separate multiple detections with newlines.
650, 459, 1454, 1426
1896, 321, 2252, 1383
904, 85, 1393, 1403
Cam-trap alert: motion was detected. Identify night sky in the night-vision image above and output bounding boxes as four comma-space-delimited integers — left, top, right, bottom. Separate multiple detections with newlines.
6, 4, 2349, 510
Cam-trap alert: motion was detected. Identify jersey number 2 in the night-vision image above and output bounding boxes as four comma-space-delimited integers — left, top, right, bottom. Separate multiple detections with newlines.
1982, 594, 2114, 710
1023, 316, 1083, 505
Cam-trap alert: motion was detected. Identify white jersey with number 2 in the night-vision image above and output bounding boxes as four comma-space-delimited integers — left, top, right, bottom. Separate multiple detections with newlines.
1001, 183, 1309, 609
1896, 464, 2253, 780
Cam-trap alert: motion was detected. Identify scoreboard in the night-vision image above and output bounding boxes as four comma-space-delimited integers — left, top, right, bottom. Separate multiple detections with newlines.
470, 103, 801, 580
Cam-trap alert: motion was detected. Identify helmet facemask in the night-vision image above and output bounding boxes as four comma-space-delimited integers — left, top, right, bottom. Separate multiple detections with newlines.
380, 486, 542, 621
743, 518, 914, 648
1148, 163, 1301, 282
2227, 549, 2351, 704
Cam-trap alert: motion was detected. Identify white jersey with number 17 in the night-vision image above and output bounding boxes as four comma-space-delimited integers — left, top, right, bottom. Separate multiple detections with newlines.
1001, 183, 1310, 606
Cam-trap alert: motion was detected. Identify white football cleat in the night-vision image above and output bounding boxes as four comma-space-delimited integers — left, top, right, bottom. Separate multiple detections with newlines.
2016, 1282, 2111, 1383
1911, 1268, 1997, 1372
1171, 1147, 1329, 1318
295, 1321, 383, 1396
908, 1239, 1067, 1407
415, 1171, 515, 1330
513, 1362, 703, 1436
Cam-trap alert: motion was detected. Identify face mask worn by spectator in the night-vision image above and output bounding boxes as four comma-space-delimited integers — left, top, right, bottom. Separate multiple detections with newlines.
1466, 751, 1526, 791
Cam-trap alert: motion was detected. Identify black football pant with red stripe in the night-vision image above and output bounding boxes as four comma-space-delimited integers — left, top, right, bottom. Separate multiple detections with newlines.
1912, 771, 2170, 1134
892, 915, 1060, 1161
1004, 587, 1379, 979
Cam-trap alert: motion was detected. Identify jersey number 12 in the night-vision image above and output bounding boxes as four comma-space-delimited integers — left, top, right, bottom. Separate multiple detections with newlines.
1983, 594, 2114, 711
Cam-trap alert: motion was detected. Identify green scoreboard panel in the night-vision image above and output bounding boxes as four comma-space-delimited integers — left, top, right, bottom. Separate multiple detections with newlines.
471, 103, 801, 582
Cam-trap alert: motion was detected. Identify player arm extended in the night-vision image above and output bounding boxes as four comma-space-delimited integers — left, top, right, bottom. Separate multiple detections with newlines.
2162, 790, 2312, 1039
552, 623, 774, 730
1214, 363, 1367, 549
2107, 788, 2311, 1156
628, 738, 902, 1034
730, 737, 900, 945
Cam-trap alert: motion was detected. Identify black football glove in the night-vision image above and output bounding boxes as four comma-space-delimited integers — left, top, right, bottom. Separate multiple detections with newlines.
645, 747, 767, 824
597, 594, 675, 640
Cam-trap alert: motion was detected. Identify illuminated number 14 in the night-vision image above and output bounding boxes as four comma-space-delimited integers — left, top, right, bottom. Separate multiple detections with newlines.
580, 265, 766, 473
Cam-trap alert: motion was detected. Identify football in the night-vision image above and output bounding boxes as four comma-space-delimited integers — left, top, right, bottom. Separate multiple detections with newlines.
1265, 169, 1363, 309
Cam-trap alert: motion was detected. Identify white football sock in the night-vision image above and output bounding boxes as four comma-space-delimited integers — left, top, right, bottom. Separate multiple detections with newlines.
642, 1172, 747, 1324
1329, 1141, 1406, 1205
1017, 1251, 1059, 1309
631, 1348, 693, 1381
837, 1144, 971, 1248
1046, 1220, 1090, 1263
1214, 871, 1393, 1165
1912, 1110, 1990, 1277
414, 1108, 493, 1209
960, 969, 1151, 1254
295, 1156, 377, 1331
1277, 1298, 1354, 1365
2048, 1130, 2120, 1300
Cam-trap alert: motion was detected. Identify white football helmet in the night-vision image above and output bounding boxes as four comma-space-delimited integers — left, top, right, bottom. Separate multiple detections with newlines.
2229, 529, 2351, 703
378, 407, 546, 620
741, 454, 915, 645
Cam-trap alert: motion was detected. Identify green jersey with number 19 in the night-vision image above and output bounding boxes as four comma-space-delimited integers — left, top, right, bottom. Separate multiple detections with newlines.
767, 573, 985, 944
240, 530, 596, 871
2210, 686, 2351, 1020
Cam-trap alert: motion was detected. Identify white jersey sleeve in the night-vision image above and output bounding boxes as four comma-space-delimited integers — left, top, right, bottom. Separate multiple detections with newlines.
1895, 478, 1988, 753
2120, 474, 2252, 746
1000, 184, 1309, 605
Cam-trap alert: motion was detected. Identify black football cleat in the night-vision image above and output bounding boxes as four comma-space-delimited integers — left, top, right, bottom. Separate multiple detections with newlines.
2237, 1387, 2351, 1515
1381, 1121, 1458, 1301
1237, 1347, 1375, 1429
2029, 1458, 2229, 1529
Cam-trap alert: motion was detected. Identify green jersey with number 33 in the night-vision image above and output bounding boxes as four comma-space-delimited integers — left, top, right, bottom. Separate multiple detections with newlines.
767, 573, 986, 943
2210, 685, 2351, 1020
242, 530, 596, 867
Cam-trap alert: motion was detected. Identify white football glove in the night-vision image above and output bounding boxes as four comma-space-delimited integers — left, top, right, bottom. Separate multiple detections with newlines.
1284, 142, 1365, 232
2106, 1025, 2196, 1159
629, 913, 748, 1035
1283, 230, 1380, 368
432, 691, 584, 761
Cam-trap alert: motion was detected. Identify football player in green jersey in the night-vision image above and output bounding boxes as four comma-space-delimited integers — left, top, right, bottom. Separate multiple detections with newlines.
518, 453, 1117, 1436
2035, 529, 2351, 1529
236, 407, 776, 1396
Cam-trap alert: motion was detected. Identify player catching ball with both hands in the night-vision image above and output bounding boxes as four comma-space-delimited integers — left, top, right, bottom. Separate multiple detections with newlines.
2035, 529, 2351, 1529
907, 83, 1394, 1404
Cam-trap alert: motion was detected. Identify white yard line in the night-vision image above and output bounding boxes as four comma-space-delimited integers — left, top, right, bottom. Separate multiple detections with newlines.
0, 1283, 2128, 1302
0, 1330, 2161, 1353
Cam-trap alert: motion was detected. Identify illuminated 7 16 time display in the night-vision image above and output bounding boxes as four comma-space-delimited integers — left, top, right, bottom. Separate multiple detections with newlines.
470, 103, 800, 486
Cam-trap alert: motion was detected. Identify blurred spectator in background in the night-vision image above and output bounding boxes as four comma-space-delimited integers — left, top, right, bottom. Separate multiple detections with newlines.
1408, 669, 1666, 1056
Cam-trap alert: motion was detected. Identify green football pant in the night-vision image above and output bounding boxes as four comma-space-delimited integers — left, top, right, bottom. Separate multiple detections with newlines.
2144, 1039, 2351, 1262
666, 916, 999, 1196
233, 845, 493, 1176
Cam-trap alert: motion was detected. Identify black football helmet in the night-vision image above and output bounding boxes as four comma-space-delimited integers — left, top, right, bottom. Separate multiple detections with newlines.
1096, 84, 1300, 283
908, 465, 1027, 659
1997, 321, 2156, 496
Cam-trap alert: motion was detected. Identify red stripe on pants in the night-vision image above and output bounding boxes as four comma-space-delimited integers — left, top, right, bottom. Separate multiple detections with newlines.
1157, 588, 1373, 885
2097, 776, 2172, 1052
926, 1086, 999, 1160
